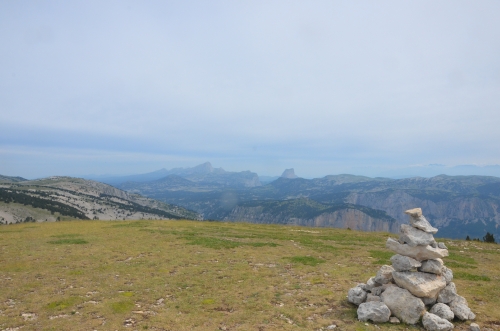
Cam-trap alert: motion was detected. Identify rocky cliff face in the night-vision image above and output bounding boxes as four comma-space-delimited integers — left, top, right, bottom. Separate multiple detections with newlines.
346, 190, 500, 227
281, 168, 298, 179
225, 206, 398, 232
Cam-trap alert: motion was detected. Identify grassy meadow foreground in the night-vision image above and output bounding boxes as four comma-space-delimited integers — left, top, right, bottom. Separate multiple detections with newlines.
1, 221, 499, 331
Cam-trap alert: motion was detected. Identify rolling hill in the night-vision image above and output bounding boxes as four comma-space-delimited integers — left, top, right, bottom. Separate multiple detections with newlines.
0, 176, 200, 224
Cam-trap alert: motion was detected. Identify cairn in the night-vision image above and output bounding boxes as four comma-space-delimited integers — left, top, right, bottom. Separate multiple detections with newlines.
347, 208, 476, 331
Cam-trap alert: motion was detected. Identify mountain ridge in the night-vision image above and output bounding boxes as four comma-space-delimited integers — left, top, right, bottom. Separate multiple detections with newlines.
115, 170, 500, 239
0, 176, 200, 224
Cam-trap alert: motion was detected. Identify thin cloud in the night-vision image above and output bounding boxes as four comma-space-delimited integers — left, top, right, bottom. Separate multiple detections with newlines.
1, 1, 499, 178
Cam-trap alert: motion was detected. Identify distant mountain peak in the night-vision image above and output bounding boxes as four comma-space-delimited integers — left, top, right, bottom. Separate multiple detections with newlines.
281, 168, 298, 179
191, 162, 225, 174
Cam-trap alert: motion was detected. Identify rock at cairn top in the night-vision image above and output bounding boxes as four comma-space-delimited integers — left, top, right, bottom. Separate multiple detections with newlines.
405, 208, 438, 234
405, 207, 423, 218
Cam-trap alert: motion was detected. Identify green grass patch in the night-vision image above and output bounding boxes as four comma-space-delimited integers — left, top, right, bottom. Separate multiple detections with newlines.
296, 237, 339, 253
184, 236, 278, 249
121, 291, 134, 297
201, 298, 215, 305
454, 272, 490, 281
50, 233, 82, 238
448, 252, 477, 264
111, 300, 135, 313
46, 297, 78, 310
247, 242, 279, 247
111, 221, 149, 228
47, 238, 88, 244
369, 250, 393, 265
287, 256, 325, 266
445, 261, 477, 269
186, 237, 245, 249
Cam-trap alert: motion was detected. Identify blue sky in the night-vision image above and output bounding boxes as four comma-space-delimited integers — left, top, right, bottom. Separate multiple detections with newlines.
1, 1, 500, 179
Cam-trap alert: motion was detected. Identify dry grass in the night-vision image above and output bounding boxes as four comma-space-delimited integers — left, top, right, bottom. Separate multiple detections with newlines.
0, 220, 499, 331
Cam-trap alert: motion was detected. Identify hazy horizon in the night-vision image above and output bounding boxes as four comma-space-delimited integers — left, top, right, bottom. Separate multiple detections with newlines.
9, 161, 500, 182
2, 1, 500, 179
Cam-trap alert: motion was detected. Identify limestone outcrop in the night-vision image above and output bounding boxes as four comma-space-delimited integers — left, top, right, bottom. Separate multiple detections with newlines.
347, 208, 476, 330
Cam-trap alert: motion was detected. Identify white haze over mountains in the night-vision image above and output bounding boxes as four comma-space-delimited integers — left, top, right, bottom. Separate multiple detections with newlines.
1, 1, 500, 179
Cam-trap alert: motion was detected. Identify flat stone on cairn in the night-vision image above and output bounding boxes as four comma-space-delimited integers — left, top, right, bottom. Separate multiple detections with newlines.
347, 207, 477, 330
392, 271, 446, 298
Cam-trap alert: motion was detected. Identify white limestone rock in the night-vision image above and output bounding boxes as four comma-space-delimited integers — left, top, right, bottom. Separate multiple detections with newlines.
441, 267, 453, 284
380, 286, 425, 324
470, 323, 480, 331
422, 296, 437, 306
405, 209, 438, 234
386, 238, 448, 261
348, 286, 367, 305
374, 265, 394, 284
419, 259, 444, 275
430, 303, 454, 321
389, 317, 400, 324
392, 271, 447, 298
400, 224, 437, 247
405, 208, 422, 218
366, 294, 381, 302
438, 242, 447, 250
422, 312, 454, 331
365, 277, 382, 292
356, 283, 368, 291
371, 283, 391, 296
449, 295, 476, 320
390, 254, 422, 271
437, 282, 458, 304
357, 302, 391, 323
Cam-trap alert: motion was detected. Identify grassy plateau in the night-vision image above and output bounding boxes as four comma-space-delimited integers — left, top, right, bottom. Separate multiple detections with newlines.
0, 220, 499, 331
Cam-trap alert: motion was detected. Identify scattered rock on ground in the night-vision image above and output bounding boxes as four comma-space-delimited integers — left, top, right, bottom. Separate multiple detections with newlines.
449, 295, 476, 320
357, 302, 391, 323
470, 323, 480, 331
348, 286, 367, 305
429, 303, 454, 321
21, 312, 37, 321
422, 312, 454, 331
390, 317, 400, 324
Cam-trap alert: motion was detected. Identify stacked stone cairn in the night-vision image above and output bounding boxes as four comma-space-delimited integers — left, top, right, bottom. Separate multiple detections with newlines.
348, 208, 477, 331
